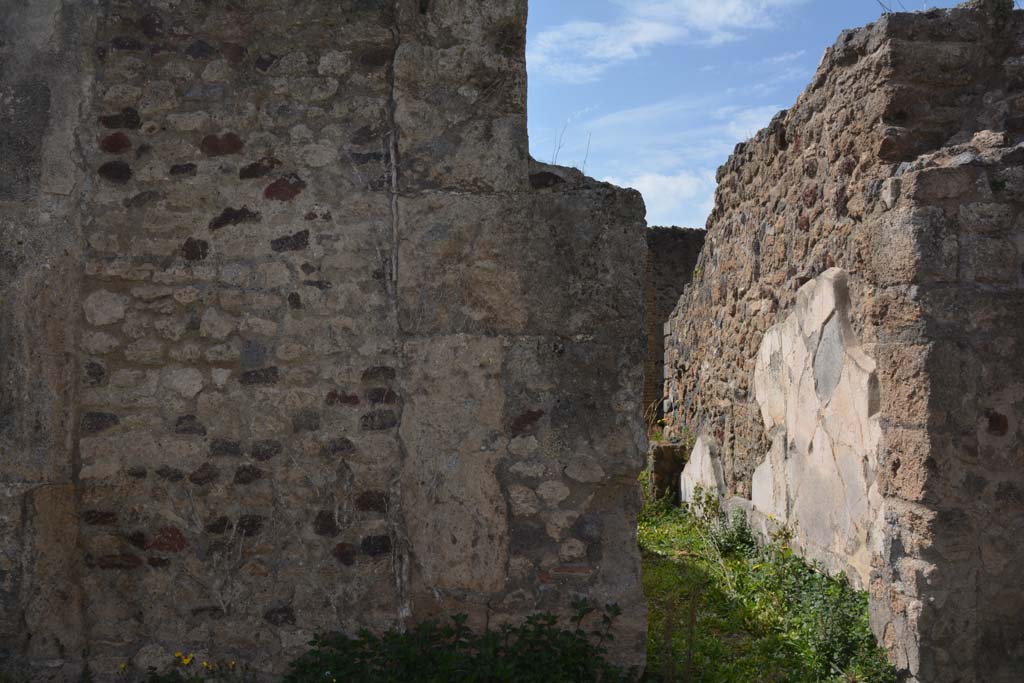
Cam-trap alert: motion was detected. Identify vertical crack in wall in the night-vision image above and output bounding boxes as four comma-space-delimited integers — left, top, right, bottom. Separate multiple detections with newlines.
385, 1, 411, 627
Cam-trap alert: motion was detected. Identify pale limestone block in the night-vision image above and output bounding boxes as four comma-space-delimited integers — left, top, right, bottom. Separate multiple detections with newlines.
680, 435, 726, 504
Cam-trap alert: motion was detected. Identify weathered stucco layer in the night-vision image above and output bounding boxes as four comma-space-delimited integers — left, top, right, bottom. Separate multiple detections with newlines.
668, 7, 1024, 682
1, 1, 647, 678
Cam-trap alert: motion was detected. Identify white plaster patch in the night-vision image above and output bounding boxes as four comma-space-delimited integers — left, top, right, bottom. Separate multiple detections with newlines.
751, 268, 881, 587
680, 435, 726, 504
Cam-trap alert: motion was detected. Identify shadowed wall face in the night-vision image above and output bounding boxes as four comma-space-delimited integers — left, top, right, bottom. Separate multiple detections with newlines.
1, 1, 648, 677
643, 227, 705, 419
667, 8, 1024, 682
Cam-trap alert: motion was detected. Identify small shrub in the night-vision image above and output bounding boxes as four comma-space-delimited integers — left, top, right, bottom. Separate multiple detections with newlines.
639, 483, 898, 682
283, 602, 634, 683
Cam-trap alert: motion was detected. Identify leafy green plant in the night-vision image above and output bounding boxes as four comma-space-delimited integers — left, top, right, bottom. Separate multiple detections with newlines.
639, 484, 897, 682
283, 602, 634, 683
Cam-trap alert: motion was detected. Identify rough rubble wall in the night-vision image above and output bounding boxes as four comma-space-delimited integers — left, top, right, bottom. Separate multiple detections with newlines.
1, 0, 647, 678
0, 0, 91, 671
643, 227, 704, 416
666, 7, 1024, 682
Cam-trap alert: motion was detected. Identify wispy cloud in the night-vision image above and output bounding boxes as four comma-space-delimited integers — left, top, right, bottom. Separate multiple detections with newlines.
604, 170, 717, 227
591, 103, 781, 226
528, 0, 810, 83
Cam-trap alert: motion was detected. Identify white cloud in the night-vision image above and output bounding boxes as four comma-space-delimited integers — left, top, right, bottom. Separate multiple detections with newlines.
529, 0, 809, 82
604, 170, 717, 227
764, 49, 806, 64
715, 104, 782, 140
589, 103, 781, 226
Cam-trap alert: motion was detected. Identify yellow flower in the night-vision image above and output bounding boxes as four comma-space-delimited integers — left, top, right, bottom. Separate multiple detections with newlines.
181, 654, 194, 666
174, 652, 183, 659
120, 663, 127, 670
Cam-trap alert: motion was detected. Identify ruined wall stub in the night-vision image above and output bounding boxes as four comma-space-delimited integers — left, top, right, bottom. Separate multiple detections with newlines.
668, 7, 1024, 682
1, 1, 647, 678
643, 227, 704, 417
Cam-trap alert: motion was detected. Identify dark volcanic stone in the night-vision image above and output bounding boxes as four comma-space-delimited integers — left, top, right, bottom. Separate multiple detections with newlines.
254, 54, 280, 72
99, 107, 141, 130
237, 514, 264, 537
292, 408, 321, 433
270, 229, 309, 252
100, 132, 132, 154
529, 171, 565, 189
97, 554, 143, 570
326, 390, 359, 406
175, 414, 207, 436
365, 387, 397, 404
240, 340, 266, 371
191, 606, 225, 619
360, 410, 398, 431
287, 292, 302, 310
139, 13, 164, 39
239, 156, 280, 179
234, 465, 263, 485
252, 440, 282, 461
509, 410, 545, 437
322, 437, 356, 457
208, 206, 261, 231
148, 526, 187, 552
81, 411, 119, 434
170, 162, 197, 177
123, 190, 161, 208
240, 367, 279, 385
222, 43, 247, 64
83, 360, 106, 386
987, 411, 1009, 436
355, 491, 388, 514
155, 465, 184, 482
186, 40, 219, 60
126, 530, 147, 549
200, 132, 244, 156
333, 543, 357, 566
205, 516, 232, 534
98, 161, 132, 184
264, 174, 307, 201
361, 535, 392, 556
82, 510, 118, 526
263, 605, 295, 626
357, 47, 392, 68
209, 439, 242, 457
181, 237, 209, 261
188, 462, 220, 485
110, 36, 143, 51
361, 366, 396, 382
302, 280, 332, 290
126, 466, 148, 479
313, 510, 340, 537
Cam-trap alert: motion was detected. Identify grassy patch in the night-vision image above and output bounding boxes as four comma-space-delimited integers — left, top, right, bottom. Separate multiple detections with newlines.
639, 490, 898, 683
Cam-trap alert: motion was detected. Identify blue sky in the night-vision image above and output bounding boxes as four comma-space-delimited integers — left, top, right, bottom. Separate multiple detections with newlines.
526, 0, 963, 228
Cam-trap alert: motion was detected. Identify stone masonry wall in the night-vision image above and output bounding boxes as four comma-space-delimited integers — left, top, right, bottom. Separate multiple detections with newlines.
643, 227, 704, 418
667, 7, 1024, 682
1, 1, 648, 678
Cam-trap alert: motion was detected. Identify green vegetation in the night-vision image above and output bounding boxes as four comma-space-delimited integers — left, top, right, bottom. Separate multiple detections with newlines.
282, 604, 633, 683
639, 485, 898, 683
